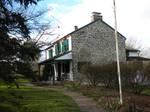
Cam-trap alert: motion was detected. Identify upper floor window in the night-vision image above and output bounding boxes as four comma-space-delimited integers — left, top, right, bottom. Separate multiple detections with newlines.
62, 39, 69, 53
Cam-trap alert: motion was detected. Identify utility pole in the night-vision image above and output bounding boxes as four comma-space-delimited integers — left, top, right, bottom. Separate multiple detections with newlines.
113, 0, 123, 104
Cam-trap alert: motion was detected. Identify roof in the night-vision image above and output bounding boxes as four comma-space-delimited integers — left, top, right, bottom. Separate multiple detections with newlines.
127, 56, 150, 61
45, 18, 126, 50
126, 48, 140, 52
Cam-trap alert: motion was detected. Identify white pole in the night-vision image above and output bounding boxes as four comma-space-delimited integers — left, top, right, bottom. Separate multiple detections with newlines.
113, 0, 123, 104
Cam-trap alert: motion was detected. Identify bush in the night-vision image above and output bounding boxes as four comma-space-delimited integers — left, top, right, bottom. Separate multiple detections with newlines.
122, 62, 150, 94
80, 64, 103, 86
98, 97, 121, 112
80, 61, 150, 93
42, 63, 54, 81
101, 63, 118, 88
80, 62, 118, 87
105, 98, 121, 112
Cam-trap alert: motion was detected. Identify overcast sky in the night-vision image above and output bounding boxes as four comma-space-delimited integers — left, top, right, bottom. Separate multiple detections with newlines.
38, 0, 150, 48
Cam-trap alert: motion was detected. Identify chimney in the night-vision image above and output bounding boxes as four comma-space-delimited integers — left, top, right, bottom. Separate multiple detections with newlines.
91, 12, 103, 21
74, 25, 78, 30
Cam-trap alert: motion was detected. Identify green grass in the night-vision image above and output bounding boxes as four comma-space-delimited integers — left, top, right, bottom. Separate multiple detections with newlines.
0, 86, 81, 112
142, 88, 150, 95
16, 78, 31, 83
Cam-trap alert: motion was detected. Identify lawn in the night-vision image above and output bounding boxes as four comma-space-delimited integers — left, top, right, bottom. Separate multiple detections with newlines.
0, 86, 81, 112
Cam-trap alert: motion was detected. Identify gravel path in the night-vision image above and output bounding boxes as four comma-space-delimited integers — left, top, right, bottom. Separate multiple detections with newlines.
63, 90, 105, 112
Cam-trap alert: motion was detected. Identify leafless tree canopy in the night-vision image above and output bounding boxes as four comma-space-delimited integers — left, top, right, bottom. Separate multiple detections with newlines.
126, 38, 143, 50
126, 38, 150, 58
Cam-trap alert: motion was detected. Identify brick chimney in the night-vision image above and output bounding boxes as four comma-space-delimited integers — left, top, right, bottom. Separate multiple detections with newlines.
74, 25, 78, 30
91, 12, 103, 21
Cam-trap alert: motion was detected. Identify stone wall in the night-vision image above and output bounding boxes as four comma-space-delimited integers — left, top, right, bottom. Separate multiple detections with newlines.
71, 19, 126, 81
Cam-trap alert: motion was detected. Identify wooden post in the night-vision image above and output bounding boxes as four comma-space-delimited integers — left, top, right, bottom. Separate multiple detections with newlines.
113, 0, 123, 104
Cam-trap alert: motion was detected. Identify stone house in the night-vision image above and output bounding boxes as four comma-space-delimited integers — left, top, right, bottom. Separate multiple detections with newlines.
39, 12, 127, 81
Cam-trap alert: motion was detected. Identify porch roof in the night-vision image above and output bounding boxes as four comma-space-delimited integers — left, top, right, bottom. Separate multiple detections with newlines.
55, 52, 72, 60
38, 51, 72, 65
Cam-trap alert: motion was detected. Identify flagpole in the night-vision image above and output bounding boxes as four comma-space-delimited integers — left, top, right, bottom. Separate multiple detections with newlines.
113, 0, 123, 104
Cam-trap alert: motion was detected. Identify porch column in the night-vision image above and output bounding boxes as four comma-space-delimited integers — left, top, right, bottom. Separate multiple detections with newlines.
61, 62, 63, 80
70, 61, 73, 81
54, 63, 58, 80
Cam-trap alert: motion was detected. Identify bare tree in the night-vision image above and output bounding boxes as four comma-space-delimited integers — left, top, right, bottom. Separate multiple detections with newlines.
13, 5, 59, 48
141, 47, 150, 58
125, 38, 149, 58
126, 38, 143, 50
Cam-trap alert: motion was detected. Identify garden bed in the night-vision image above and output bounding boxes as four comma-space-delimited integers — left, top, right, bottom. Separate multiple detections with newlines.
77, 86, 150, 112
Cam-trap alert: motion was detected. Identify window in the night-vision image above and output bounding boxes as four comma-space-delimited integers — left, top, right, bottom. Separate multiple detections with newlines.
62, 39, 69, 53
55, 39, 69, 55
49, 49, 53, 58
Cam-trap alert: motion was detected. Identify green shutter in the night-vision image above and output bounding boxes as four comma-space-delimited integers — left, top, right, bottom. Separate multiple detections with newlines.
61, 39, 69, 53
49, 49, 53, 58
55, 43, 61, 55
64, 39, 69, 51
62, 41, 65, 53
58, 42, 61, 53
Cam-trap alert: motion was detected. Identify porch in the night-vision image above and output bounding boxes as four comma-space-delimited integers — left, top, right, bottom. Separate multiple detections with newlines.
38, 52, 73, 81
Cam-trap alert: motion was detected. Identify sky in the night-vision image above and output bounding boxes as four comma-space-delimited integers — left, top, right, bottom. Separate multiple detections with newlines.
37, 0, 150, 49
